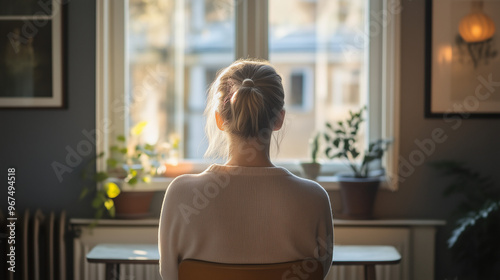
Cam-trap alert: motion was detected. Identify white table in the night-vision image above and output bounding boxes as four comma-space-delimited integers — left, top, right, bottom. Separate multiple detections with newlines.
86, 243, 159, 280
333, 245, 401, 280
87, 244, 400, 280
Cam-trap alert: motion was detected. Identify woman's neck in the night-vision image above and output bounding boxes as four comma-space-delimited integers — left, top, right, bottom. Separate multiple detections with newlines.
225, 136, 274, 167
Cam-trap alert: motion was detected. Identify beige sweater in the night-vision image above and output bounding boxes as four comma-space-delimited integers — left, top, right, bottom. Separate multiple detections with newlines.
158, 164, 334, 280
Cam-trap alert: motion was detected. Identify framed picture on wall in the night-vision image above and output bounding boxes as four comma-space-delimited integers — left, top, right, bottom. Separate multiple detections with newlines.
425, 0, 500, 118
0, 0, 66, 109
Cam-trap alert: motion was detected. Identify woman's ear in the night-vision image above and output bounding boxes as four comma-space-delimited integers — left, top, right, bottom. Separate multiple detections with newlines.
215, 111, 225, 131
273, 110, 286, 131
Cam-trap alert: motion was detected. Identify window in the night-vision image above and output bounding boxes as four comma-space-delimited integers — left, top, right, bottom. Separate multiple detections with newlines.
127, 0, 235, 159
289, 70, 306, 109
97, 0, 401, 189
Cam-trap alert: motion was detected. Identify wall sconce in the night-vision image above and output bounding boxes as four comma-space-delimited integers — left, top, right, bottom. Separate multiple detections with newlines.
457, 1, 497, 68
459, 2, 495, 43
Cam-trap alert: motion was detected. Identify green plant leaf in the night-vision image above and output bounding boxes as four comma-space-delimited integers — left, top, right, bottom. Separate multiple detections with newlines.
95, 208, 104, 220
325, 147, 332, 158
448, 200, 500, 248
92, 195, 104, 209
351, 148, 360, 159
333, 138, 340, 148
108, 205, 115, 218
343, 139, 350, 150
334, 152, 346, 158
127, 176, 138, 185
94, 172, 109, 182
79, 187, 89, 200
323, 133, 329, 141
117, 135, 126, 142
106, 158, 118, 168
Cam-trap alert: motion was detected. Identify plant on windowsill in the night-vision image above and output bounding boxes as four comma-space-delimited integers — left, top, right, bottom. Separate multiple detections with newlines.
323, 106, 391, 219
431, 160, 500, 279
300, 132, 322, 180
80, 122, 174, 226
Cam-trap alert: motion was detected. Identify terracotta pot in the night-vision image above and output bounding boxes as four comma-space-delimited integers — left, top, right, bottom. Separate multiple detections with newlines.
300, 162, 321, 180
113, 191, 155, 219
338, 176, 380, 220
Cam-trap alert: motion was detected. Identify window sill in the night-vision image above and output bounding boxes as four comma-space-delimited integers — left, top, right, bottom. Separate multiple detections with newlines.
70, 218, 445, 227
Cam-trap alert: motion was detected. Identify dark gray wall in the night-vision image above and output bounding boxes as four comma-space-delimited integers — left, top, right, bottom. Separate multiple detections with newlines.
0, 0, 96, 218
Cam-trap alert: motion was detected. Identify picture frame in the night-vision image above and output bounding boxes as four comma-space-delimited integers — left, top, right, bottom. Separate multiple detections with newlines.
425, 0, 500, 118
0, 0, 66, 109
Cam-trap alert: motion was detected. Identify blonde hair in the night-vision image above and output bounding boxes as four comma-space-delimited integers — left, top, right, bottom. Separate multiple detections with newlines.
204, 59, 285, 159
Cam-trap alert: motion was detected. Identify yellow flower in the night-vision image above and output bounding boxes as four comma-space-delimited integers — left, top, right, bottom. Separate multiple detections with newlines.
131, 121, 148, 136
170, 133, 181, 149
104, 182, 121, 198
104, 199, 114, 210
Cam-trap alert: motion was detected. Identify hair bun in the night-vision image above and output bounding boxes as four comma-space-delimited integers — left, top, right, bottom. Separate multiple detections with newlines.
242, 78, 255, 87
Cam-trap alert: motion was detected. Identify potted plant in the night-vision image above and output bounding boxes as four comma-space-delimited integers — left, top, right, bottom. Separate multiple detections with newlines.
324, 106, 391, 219
300, 132, 321, 180
432, 161, 500, 279
80, 122, 173, 225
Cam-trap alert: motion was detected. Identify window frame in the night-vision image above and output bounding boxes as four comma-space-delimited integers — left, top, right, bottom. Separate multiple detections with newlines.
96, 0, 401, 190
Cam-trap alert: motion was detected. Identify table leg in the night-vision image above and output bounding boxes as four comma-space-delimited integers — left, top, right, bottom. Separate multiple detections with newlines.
364, 264, 376, 280
105, 263, 120, 280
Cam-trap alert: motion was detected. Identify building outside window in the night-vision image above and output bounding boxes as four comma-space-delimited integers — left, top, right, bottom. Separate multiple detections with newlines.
127, 0, 367, 161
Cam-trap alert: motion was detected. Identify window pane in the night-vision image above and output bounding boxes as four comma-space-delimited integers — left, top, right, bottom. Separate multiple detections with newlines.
128, 0, 235, 159
269, 0, 367, 161
290, 71, 305, 108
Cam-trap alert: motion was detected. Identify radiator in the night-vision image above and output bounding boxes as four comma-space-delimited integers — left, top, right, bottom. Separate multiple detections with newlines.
0, 209, 67, 280
72, 222, 405, 280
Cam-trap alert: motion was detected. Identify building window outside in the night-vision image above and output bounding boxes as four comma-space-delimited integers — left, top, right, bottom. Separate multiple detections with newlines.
126, 0, 370, 162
